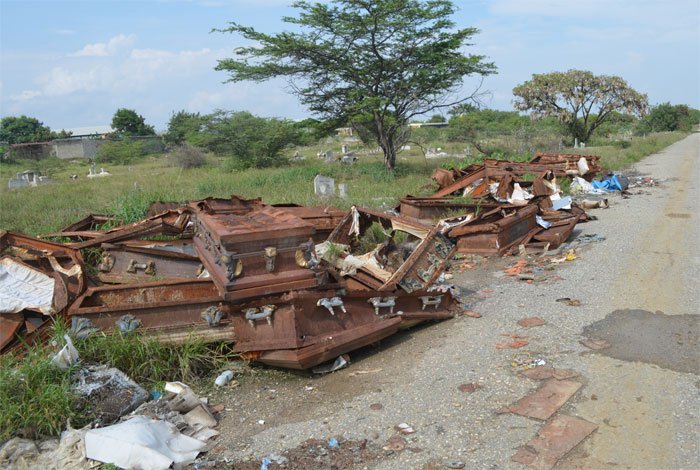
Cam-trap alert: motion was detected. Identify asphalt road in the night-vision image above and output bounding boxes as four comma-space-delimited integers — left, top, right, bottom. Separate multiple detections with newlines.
214, 132, 700, 469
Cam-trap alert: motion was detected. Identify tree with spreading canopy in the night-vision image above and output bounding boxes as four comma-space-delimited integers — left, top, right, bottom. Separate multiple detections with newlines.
0, 116, 55, 144
215, 0, 495, 170
512, 70, 648, 144
111, 108, 156, 136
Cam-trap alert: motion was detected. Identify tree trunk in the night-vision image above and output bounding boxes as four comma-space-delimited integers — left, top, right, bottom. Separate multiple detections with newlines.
373, 113, 396, 171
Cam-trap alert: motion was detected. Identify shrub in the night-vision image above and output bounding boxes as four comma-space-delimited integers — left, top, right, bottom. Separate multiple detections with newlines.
95, 139, 144, 165
171, 143, 207, 169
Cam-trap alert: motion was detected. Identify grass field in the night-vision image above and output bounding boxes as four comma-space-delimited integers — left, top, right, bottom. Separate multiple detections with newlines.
0, 131, 687, 236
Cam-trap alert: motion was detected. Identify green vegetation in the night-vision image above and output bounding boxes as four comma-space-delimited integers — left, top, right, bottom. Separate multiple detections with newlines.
0, 322, 230, 442
111, 108, 156, 136
95, 139, 145, 165
513, 69, 648, 144
215, 0, 495, 170
0, 115, 71, 146
636, 103, 700, 134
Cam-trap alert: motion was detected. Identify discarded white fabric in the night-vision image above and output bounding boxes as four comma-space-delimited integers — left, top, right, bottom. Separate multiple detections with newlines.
349, 206, 361, 237
84, 415, 206, 470
0, 257, 55, 315
577, 157, 590, 176
508, 183, 534, 206
51, 334, 79, 369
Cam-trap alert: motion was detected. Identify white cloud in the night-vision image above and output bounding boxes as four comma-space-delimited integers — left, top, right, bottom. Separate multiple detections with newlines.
69, 34, 135, 57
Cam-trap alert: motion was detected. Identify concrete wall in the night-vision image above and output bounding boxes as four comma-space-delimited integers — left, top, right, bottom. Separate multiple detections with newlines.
53, 139, 103, 159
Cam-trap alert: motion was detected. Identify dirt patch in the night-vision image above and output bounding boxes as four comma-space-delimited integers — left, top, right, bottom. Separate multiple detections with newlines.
581, 309, 699, 374
222, 438, 382, 469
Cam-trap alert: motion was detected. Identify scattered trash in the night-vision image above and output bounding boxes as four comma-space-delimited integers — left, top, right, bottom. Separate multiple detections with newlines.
383, 435, 406, 452
497, 333, 530, 349
517, 317, 546, 328
498, 379, 582, 420
51, 334, 79, 369
446, 461, 466, 469
328, 437, 339, 449
396, 423, 416, 434
457, 383, 481, 393
84, 416, 207, 470
312, 354, 350, 375
511, 414, 598, 469
575, 233, 606, 244
592, 173, 628, 192
214, 370, 235, 387
511, 352, 546, 370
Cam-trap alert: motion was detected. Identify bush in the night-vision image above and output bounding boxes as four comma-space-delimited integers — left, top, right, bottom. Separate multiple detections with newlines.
171, 143, 207, 169
95, 140, 145, 165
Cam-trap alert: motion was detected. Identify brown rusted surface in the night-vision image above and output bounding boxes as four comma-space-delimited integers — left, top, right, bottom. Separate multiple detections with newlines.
449, 205, 538, 255
257, 317, 402, 369
327, 208, 455, 293
96, 243, 203, 284
67, 279, 229, 336
499, 379, 582, 420
50, 213, 115, 238
273, 204, 346, 241
231, 288, 457, 353
0, 313, 24, 352
70, 209, 191, 249
530, 152, 602, 180
398, 197, 503, 223
511, 414, 598, 469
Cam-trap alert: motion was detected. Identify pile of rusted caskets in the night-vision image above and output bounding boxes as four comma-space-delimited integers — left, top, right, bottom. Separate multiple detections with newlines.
403, 152, 601, 255
0, 197, 459, 369
0, 152, 599, 369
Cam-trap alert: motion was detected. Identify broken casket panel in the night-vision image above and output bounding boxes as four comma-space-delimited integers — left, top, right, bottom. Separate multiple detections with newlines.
272, 204, 347, 242
192, 206, 320, 301
398, 197, 503, 223
67, 279, 234, 343
327, 208, 455, 293
530, 152, 602, 180
70, 209, 191, 249
448, 205, 539, 255
232, 288, 457, 353
95, 243, 205, 284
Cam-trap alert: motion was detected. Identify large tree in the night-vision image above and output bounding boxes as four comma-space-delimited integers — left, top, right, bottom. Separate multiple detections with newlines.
215, 0, 495, 170
512, 70, 648, 144
0, 115, 53, 144
111, 108, 156, 136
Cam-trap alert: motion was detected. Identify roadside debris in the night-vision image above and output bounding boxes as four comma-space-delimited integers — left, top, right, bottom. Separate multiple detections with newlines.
511, 414, 598, 470
580, 338, 611, 350
517, 317, 546, 328
498, 379, 582, 420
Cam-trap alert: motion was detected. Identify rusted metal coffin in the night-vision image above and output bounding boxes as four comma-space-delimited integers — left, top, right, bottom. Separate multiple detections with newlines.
398, 197, 503, 223
246, 289, 458, 369
95, 242, 204, 284
448, 205, 539, 255
67, 279, 234, 343
192, 205, 321, 301
272, 204, 346, 242
231, 288, 457, 353
327, 208, 455, 293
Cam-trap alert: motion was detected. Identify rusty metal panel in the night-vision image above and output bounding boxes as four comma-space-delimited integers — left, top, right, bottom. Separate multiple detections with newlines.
273, 204, 346, 241
67, 279, 233, 340
327, 208, 455, 293
71, 209, 190, 249
399, 197, 503, 223
96, 243, 204, 284
449, 205, 538, 255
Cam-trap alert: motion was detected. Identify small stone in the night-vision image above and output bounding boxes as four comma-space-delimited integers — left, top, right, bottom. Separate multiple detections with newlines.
458, 383, 481, 393
370, 403, 383, 410
517, 317, 545, 328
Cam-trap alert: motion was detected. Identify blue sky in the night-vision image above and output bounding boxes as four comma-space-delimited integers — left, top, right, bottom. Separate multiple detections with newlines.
1, 0, 698, 132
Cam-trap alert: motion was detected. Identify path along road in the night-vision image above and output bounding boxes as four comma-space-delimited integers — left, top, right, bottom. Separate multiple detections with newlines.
219, 132, 700, 469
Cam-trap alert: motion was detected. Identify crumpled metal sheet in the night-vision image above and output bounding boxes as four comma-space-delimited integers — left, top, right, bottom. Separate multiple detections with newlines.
0, 257, 55, 315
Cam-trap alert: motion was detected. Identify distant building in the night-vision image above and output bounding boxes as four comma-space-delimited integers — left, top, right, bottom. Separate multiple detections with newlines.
53, 125, 113, 159
408, 122, 448, 129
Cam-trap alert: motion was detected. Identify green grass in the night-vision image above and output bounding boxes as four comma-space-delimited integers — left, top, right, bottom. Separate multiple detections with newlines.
0, 131, 689, 236
0, 321, 232, 442
576, 131, 687, 171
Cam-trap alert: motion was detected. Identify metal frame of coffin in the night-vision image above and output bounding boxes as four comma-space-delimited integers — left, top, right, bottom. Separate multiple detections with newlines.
231, 288, 457, 353
327, 208, 455, 293
48, 213, 115, 239
272, 204, 346, 242
247, 289, 458, 369
69, 209, 191, 249
192, 205, 322, 301
526, 206, 588, 249
398, 197, 504, 223
447, 205, 539, 255
67, 279, 234, 343
530, 152, 602, 180
95, 242, 204, 284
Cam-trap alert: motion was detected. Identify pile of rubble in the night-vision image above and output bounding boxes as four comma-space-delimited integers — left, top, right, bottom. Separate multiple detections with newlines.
1, 152, 613, 369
